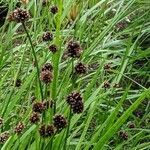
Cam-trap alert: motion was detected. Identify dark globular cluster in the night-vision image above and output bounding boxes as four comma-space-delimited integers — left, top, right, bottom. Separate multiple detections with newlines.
67, 41, 82, 58
39, 124, 55, 137
50, 6, 58, 14
127, 121, 135, 128
53, 114, 67, 131
0, 132, 9, 143
49, 44, 57, 53
8, 8, 30, 23
14, 122, 25, 134
40, 63, 53, 84
118, 130, 128, 140
67, 92, 84, 114
15, 79, 22, 87
75, 62, 87, 75
42, 63, 53, 72
103, 81, 110, 89
42, 31, 53, 42
32, 102, 46, 113
30, 112, 40, 124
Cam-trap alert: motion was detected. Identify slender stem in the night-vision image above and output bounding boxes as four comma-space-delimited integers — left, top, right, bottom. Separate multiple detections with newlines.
22, 22, 43, 99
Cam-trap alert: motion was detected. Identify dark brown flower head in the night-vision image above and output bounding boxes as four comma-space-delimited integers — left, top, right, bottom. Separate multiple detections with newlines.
72, 101, 84, 114
39, 124, 55, 137
118, 131, 128, 140
75, 62, 87, 74
39, 124, 46, 137
14, 122, 25, 134
42, 63, 53, 72
67, 92, 82, 106
67, 41, 82, 58
15, 79, 22, 87
42, 31, 53, 41
45, 125, 55, 137
49, 44, 57, 53
50, 6, 58, 14
53, 114, 67, 131
103, 81, 110, 89
0, 118, 3, 127
0, 132, 9, 143
127, 121, 135, 128
8, 8, 30, 23
43, 100, 54, 109
32, 102, 45, 113
40, 70, 53, 84
30, 112, 40, 124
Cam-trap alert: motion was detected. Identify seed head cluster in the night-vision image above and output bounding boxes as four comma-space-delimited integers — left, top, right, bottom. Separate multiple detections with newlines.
14, 122, 25, 134
67, 92, 84, 114
0, 132, 9, 143
39, 124, 55, 137
40, 63, 53, 84
75, 62, 87, 74
67, 41, 82, 58
50, 6, 58, 14
30, 112, 40, 124
15, 79, 22, 87
118, 131, 128, 140
53, 114, 67, 131
49, 44, 57, 53
32, 102, 46, 113
42, 31, 53, 41
8, 8, 30, 23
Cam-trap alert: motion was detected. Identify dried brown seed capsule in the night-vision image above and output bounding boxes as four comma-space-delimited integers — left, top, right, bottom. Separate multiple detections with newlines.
50, 6, 58, 14
67, 41, 82, 58
40, 70, 53, 84
72, 101, 84, 114
0, 132, 9, 143
14, 122, 25, 134
127, 121, 135, 128
53, 114, 67, 131
49, 44, 57, 53
30, 112, 40, 124
43, 100, 54, 109
42, 63, 53, 72
75, 62, 87, 74
45, 125, 55, 137
15, 79, 22, 87
118, 131, 128, 140
103, 81, 110, 89
8, 8, 30, 23
0, 118, 3, 127
42, 31, 53, 41
67, 92, 82, 106
32, 102, 45, 113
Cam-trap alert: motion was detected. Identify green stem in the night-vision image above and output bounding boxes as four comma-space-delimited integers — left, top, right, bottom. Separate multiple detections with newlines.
22, 22, 43, 99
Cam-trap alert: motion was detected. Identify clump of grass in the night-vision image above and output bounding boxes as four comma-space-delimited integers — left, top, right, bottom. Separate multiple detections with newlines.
0, 0, 149, 150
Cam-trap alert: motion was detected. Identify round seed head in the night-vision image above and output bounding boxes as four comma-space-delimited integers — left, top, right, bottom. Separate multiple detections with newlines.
8, 8, 30, 23
49, 44, 57, 53
42, 63, 53, 72
72, 101, 84, 114
50, 6, 58, 14
118, 131, 128, 140
15, 79, 22, 87
40, 70, 53, 84
53, 114, 67, 131
67, 41, 82, 58
39, 124, 46, 137
75, 62, 87, 74
42, 31, 53, 41
30, 112, 40, 124
32, 102, 45, 113
0, 132, 9, 144
45, 125, 55, 137
14, 122, 25, 134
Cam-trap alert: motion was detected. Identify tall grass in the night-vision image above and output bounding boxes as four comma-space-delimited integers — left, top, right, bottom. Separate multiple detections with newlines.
0, 0, 149, 150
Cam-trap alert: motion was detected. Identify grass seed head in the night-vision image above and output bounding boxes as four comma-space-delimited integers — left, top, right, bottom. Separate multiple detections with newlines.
75, 62, 87, 74
49, 44, 58, 53
32, 102, 46, 113
42, 31, 53, 42
14, 122, 25, 134
30, 112, 40, 124
40, 70, 53, 84
50, 6, 58, 14
0, 132, 9, 144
